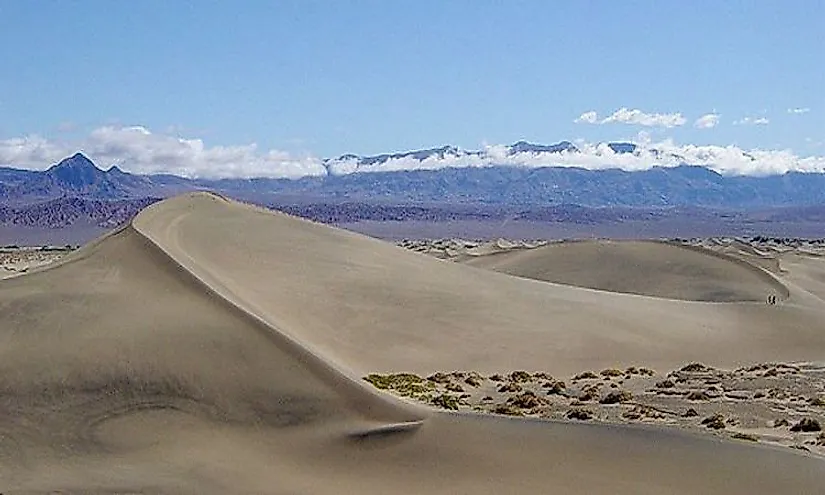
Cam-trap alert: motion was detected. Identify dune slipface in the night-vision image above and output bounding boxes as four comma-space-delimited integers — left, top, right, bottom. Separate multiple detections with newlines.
0, 192, 822, 493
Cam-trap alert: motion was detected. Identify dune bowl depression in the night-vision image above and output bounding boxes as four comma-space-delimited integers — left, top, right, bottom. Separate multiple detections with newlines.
1, 192, 825, 493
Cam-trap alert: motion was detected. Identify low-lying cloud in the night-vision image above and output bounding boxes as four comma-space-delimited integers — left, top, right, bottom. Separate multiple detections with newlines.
576, 108, 686, 128
1, 125, 824, 179
693, 113, 720, 129
0, 126, 325, 179
734, 116, 770, 126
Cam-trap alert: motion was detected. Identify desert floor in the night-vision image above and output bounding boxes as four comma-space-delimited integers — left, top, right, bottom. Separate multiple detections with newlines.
0, 192, 824, 493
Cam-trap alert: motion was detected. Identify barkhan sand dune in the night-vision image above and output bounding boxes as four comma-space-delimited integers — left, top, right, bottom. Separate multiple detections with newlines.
0, 192, 824, 493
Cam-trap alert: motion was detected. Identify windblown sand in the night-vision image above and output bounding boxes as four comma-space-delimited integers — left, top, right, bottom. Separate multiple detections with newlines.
0, 192, 824, 493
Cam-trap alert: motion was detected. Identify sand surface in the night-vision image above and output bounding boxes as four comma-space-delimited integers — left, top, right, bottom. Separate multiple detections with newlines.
1, 192, 824, 493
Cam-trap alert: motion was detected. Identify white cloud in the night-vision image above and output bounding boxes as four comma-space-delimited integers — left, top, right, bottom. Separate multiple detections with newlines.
2, 125, 825, 179
599, 107, 686, 128
574, 111, 599, 124
0, 126, 325, 179
734, 117, 770, 126
788, 107, 810, 114
694, 113, 720, 129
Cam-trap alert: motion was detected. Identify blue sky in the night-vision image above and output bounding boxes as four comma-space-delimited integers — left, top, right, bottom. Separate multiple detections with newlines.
0, 1, 822, 177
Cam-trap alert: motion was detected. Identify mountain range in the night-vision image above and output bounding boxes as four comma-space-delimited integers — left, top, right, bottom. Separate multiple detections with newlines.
3, 144, 825, 237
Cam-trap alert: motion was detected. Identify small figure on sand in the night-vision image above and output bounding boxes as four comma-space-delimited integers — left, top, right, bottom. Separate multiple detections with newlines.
767, 294, 777, 305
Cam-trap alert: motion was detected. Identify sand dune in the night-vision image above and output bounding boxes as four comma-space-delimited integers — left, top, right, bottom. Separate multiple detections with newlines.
463, 240, 787, 302
0, 192, 823, 493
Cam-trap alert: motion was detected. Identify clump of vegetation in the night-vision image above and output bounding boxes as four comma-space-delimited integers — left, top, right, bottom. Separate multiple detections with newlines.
816, 432, 825, 446
790, 418, 822, 432
681, 362, 710, 373
637, 368, 655, 376
731, 432, 759, 442
508, 371, 533, 383
623, 405, 662, 421
507, 391, 545, 409
464, 373, 484, 387
426, 372, 452, 384
498, 381, 523, 393
578, 385, 601, 402
492, 404, 524, 416
489, 374, 504, 382
809, 396, 825, 407
701, 414, 727, 430
655, 379, 675, 389
682, 408, 699, 418
566, 408, 594, 421
481, 395, 494, 402
543, 380, 567, 396
600, 390, 633, 405
533, 372, 552, 380
573, 371, 598, 380
446, 382, 464, 393
686, 390, 711, 401
600, 368, 624, 378
363, 373, 435, 399
430, 393, 460, 411
773, 418, 790, 428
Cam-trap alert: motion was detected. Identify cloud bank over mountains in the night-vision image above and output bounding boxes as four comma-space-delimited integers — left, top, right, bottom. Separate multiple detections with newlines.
1, 125, 823, 180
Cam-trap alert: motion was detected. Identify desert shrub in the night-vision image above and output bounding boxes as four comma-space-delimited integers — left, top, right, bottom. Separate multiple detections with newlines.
637, 368, 655, 376
464, 374, 483, 387
498, 382, 523, 393
481, 395, 494, 402
578, 388, 599, 402
701, 414, 726, 430
809, 397, 825, 407
682, 408, 699, 418
790, 418, 821, 432
573, 371, 598, 380
566, 408, 594, 421
489, 374, 504, 382
655, 379, 675, 389
509, 371, 533, 383
600, 390, 633, 404
492, 404, 523, 416
363, 373, 435, 398
427, 372, 452, 384
446, 383, 464, 393
430, 394, 460, 411
507, 391, 544, 409
542, 380, 567, 395
773, 418, 790, 428
681, 363, 710, 373
686, 390, 711, 401
731, 432, 759, 442
600, 368, 624, 378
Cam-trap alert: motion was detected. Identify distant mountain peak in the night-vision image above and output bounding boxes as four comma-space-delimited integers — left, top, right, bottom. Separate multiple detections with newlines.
49, 152, 99, 172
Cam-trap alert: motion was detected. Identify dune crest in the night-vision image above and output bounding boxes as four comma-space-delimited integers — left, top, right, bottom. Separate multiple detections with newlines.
0, 192, 823, 493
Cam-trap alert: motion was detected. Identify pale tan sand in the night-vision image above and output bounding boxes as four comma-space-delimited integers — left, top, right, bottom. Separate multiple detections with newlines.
0, 192, 823, 493
463, 239, 786, 302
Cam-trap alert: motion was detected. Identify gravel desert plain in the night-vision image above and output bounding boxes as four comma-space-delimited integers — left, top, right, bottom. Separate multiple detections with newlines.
0, 191, 824, 493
